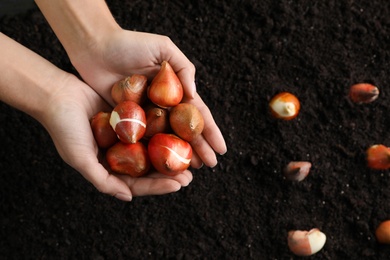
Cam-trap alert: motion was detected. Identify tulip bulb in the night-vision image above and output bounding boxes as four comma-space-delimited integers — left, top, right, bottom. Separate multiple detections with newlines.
147, 61, 183, 108
169, 103, 204, 142
90, 111, 118, 149
349, 83, 379, 104
110, 101, 146, 144
284, 161, 312, 181
106, 142, 150, 177
288, 228, 326, 256
376, 220, 390, 244
111, 74, 148, 105
144, 104, 170, 139
148, 133, 192, 176
366, 144, 390, 170
269, 92, 300, 120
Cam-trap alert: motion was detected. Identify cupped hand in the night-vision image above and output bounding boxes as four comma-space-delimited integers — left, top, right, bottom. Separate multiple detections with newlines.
70, 29, 227, 168
40, 73, 192, 201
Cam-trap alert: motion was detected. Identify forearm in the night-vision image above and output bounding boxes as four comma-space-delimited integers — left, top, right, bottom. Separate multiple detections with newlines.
34, 0, 120, 61
0, 33, 65, 121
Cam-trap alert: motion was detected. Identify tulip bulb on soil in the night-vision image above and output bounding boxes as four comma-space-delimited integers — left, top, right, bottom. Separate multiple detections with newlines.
110, 101, 146, 144
288, 228, 326, 256
284, 161, 312, 182
147, 61, 183, 108
148, 133, 192, 176
366, 144, 390, 170
376, 220, 390, 244
169, 103, 204, 142
269, 92, 300, 120
349, 83, 379, 104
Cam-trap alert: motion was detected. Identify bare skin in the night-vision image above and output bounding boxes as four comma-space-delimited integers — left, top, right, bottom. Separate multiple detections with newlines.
1, 0, 227, 201
0, 33, 192, 201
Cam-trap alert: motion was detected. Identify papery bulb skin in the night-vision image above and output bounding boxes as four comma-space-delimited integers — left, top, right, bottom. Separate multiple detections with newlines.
366, 144, 390, 170
110, 101, 146, 144
349, 83, 379, 104
143, 103, 170, 139
147, 61, 183, 108
90, 111, 118, 149
269, 92, 300, 120
148, 133, 192, 176
284, 161, 312, 182
111, 74, 148, 105
106, 142, 150, 177
376, 220, 390, 244
288, 228, 326, 256
169, 103, 204, 142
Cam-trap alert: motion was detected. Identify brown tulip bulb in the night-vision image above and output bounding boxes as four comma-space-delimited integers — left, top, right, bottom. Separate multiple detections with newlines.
144, 104, 170, 139
169, 103, 204, 142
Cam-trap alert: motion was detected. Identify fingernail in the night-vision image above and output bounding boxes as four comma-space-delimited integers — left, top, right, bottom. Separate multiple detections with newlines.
114, 193, 132, 202
191, 81, 197, 98
197, 163, 204, 169
219, 149, 228, 156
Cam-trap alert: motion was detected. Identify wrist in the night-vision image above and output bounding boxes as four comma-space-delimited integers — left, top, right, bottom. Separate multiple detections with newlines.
66, 14, 122, 66
38, 73, 86, 131
35, 0, 121, 64
0, 33, 67, 122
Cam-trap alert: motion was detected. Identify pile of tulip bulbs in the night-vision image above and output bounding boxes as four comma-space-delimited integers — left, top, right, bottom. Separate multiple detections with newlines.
90, 61, 204, 177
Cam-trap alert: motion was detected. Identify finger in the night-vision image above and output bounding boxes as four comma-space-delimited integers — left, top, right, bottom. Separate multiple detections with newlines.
178, 170, 193, 186
48, 108, 133, 201
145, 170, 193, 187
75, 156, 133, 202
174, 63, 196, 99
190, 133, 218, 167
201, 119, 227, 156
160, 37, 197, 99
132, 178, 181, 196
115, 174, 188, 197
185, 93, 228, 155
190, 149, 204, 169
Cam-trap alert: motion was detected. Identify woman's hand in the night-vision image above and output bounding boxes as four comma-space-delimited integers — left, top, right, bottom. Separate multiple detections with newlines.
41, 73, 193, 201
35, 0, 227, 168
71, 30, 227, 168
0, 32, 192, 201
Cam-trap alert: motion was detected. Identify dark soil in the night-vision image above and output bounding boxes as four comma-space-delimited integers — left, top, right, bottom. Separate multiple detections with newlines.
1, 1, 390, 259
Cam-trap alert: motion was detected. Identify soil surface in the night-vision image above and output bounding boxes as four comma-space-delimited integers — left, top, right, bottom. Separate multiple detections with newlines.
1, 1, 390, 259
